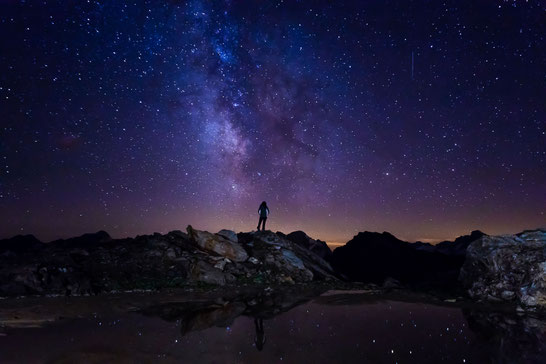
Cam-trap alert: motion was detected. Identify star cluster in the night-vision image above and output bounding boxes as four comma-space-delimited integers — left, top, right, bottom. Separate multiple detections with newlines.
0, 0, 544, 243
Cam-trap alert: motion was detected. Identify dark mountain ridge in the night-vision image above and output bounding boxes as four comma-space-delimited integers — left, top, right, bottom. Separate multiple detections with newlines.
0, 234, 42, 254
0, 229, 483, 258
331, 230, 487, 287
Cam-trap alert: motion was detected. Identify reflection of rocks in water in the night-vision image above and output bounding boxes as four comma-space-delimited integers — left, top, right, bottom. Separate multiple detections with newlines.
178, 302, 247, 336
138, 301, 246, 336
244, 286, 325, 319
463, 308, 546, 363
138, 285, 327, 338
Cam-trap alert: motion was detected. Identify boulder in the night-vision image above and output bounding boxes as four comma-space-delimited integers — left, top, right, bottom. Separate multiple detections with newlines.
190, 260, 228, 286
459, 229, 546, 310
283, 231, 333, 261
277, 249, 314, 282
187, 226, 248, 262
217, 229, 238, 243
240, 231, 336, 282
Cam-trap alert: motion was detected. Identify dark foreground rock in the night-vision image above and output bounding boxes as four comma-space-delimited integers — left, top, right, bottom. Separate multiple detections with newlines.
330, 231, 484, 288
0, 227, 337, 297
460, 229, 546, 310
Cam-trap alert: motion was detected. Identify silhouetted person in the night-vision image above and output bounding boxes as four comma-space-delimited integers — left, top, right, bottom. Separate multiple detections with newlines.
257, 201, 269, 231
254, 318, 266, 351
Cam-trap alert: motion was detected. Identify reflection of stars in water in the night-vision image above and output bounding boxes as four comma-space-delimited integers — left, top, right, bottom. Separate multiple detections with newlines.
0, 297, 537, 362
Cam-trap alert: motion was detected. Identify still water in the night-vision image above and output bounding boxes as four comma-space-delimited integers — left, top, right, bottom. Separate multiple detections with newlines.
0, 290, 544, 363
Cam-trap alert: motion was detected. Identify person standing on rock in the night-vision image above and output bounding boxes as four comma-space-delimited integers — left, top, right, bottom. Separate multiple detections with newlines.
257, 201, 270, 231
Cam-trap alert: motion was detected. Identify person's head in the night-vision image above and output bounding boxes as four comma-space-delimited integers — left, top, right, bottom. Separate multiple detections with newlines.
260, 201, 267, 207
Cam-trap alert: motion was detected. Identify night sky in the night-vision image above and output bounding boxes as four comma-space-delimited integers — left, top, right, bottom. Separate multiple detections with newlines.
1, 0, 544, 244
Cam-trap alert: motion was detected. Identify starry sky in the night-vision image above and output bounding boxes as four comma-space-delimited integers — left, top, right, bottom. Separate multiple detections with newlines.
0, 0, 544, 244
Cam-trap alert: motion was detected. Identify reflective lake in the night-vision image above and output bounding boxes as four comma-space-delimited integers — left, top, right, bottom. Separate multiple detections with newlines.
0, 289, 544, 363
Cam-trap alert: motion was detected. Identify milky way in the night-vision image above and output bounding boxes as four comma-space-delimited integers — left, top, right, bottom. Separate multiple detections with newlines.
1, 0, 544, 243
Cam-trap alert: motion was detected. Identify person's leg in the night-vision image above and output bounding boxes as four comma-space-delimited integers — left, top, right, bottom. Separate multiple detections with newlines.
262, 218, 267, 231
257, 217, 262, 230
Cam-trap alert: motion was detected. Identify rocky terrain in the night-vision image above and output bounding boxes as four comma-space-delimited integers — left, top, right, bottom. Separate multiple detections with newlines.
0, 226, 544, 313
0, 226, 336, 298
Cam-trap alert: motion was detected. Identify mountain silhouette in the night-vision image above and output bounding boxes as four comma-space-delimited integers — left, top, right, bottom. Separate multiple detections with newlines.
331, 230, 486, 287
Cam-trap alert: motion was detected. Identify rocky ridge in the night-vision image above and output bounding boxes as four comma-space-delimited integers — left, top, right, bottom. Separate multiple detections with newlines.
0, 226, 336, 297
1, 226, 544, 312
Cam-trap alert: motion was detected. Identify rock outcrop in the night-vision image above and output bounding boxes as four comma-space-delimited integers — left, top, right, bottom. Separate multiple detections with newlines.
237, 230, 336, 282
459, 229, 546, 310
0, 227, 337, 297
187, 225, 248, 262
280, 231, 333, 262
